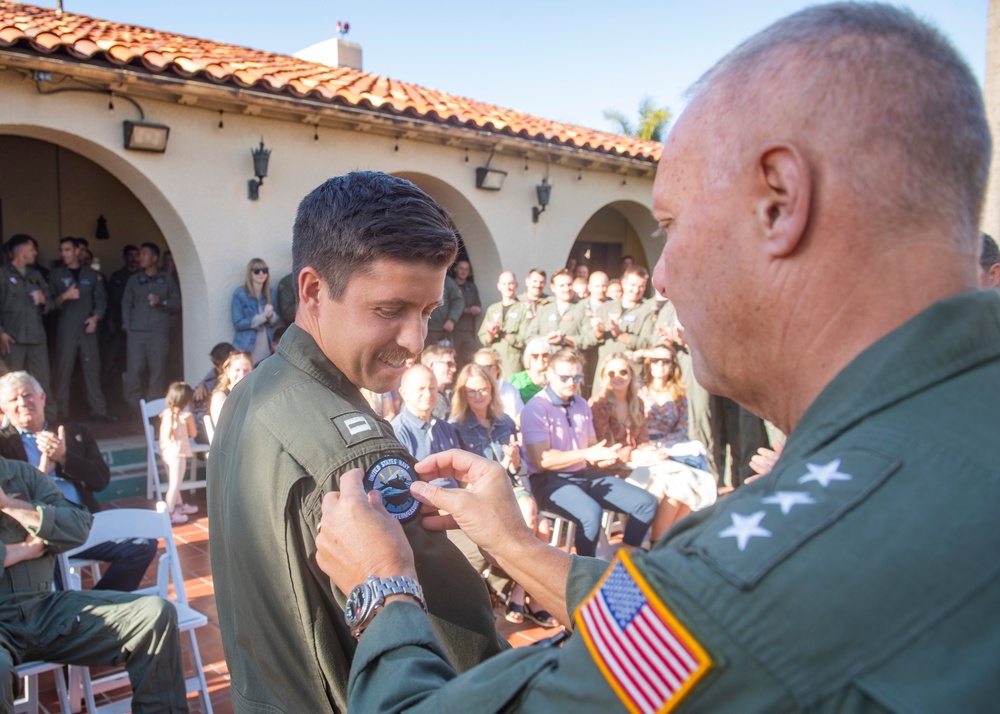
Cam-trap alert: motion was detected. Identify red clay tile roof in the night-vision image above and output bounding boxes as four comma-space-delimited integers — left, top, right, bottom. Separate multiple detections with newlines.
0, 2, 662, 163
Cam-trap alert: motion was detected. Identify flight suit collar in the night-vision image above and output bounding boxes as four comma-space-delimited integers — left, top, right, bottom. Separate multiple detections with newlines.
783, 290, 1000, 462
276, 324, 371, 413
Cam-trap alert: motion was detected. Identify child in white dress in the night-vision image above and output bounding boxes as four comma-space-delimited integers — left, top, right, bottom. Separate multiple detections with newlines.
159, 382, 197, 524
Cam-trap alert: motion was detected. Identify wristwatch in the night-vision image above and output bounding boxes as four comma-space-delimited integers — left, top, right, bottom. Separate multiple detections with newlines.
344, 575, 427, 638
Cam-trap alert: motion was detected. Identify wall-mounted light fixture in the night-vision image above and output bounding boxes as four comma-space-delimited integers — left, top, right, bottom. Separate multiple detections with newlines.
122, 120, 170, 153
248, 139, 271, 201
95, 215, 110, 240
475, 147, 507, 191
532, 178, 552, 223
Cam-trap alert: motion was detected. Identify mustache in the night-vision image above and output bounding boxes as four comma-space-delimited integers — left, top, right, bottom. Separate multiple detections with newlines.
377, 348, 418, 365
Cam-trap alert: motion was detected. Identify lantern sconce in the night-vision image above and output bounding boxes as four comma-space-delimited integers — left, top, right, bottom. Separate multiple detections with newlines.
248, 139, 272, 201
532, 178, 552, 223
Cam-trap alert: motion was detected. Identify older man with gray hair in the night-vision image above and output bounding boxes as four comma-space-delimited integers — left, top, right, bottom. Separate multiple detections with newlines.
314, 4, 999, 711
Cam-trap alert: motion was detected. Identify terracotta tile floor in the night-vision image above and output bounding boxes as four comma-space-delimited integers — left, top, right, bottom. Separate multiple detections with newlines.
35, 488, 558, 713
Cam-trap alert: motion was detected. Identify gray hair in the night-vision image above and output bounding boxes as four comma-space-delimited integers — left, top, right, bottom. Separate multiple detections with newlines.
0, 371, 44, 403
523, 337, 553, 369
688, 2, 990, 236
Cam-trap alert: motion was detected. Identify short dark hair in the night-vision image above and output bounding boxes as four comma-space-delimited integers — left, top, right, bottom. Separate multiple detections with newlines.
623, 267, 649, 281
210, 342, 235, 366
122, 244, 139, 256
550, 268, 572, 284
981, 233, 1000, 269
59, 236, 77, 248
141, 242, 160, 259
292, 172, 458, 300
549, 346, 585, 371
6, 234, 33, 253
528, 268, 547, 280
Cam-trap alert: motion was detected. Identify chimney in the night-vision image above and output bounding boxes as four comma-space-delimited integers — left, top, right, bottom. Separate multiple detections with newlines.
294, 37, 363, 70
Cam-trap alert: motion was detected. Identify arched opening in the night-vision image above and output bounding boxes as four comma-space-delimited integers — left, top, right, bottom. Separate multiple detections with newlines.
566, 201, 659, 281
0, 129, 202, 421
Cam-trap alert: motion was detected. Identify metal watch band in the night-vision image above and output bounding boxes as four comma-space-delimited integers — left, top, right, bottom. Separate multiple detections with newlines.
371, 575, 427, 613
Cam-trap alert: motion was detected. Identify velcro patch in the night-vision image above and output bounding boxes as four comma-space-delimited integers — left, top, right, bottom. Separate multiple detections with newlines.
364, 457, 419, 521
331, 412, 381, 447
576, 552, 712, 714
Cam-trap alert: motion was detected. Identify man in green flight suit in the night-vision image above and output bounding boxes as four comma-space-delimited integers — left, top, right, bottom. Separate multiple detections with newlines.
0, 456, 188, 711
478, 270, 528, 378
313, 4, 1000, 712
208, 172, 506, 714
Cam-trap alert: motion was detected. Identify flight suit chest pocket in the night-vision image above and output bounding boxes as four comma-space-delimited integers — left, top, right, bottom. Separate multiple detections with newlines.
678, 449, 900, 589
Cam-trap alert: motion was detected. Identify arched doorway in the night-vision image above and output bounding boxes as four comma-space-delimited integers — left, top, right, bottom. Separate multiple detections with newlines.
0, 129, 201, 418
566, 201, 660, 281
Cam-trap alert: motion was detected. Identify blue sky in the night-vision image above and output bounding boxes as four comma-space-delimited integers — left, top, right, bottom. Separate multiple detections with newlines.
40, 1, 988, 134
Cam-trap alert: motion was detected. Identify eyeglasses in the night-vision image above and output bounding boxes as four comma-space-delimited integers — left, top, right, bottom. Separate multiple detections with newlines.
606, 369, 631, 378
252, 267, 269, 275
528, 353, 549, 360
464, 387, 492, 398
554, 374, 584, 384
648, 358, 672, 365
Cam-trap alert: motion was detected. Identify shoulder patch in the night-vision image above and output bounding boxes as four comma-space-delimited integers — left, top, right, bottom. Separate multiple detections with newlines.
364, 457, 419, 521
680, 448, 900, 589
331, 412, 382, 447
575, 552, 712, 714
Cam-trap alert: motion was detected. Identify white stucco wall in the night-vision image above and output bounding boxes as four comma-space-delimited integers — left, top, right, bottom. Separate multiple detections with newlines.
985, 0, 1000, 238
0, 70, 658, 381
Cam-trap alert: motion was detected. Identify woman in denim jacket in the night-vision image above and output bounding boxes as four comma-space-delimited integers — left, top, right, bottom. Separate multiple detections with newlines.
231, 258, 279, 364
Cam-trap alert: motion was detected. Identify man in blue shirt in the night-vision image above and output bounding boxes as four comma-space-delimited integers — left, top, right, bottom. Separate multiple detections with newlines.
391, 365, 459, 486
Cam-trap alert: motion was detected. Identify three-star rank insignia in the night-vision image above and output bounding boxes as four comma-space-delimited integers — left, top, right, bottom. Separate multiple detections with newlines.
364, 457, 419, 522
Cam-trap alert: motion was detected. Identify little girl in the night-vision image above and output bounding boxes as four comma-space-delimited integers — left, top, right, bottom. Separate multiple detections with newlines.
159, 381, 198, 524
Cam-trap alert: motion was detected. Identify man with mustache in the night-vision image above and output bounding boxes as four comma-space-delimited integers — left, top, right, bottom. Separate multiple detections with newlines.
208, 172, 506, 713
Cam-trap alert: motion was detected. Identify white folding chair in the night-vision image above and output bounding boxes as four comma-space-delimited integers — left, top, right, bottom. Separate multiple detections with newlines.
202, 414, 215, 445
540, 510, 576, 554
62, 503, 213, 714
12, 660, 70, 714
140, 398, 211, 500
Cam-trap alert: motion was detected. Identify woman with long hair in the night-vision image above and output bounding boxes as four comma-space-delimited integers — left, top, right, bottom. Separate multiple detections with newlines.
450, 364, 557, 628
638, 343, 691, 448
590, 351, 716, 541
209, 351, 253, 428
231, 258, 279, 365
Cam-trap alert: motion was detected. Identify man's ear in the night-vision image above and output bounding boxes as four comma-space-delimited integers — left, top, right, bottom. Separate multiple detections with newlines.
755, 142, 811, 258
297, 267, 322, 314
989, 263, 1000, 288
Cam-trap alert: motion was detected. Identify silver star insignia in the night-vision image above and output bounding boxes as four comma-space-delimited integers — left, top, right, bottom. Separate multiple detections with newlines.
761, 490, 816, 514
718, 511, 772, 551
798, 459, 852, 488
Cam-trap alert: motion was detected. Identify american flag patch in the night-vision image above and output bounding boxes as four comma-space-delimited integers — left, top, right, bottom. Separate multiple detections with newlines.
575, 552, 712, 714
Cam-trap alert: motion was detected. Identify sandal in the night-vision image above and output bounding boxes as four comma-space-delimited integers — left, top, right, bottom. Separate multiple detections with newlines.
525, 605, 560, 629
504, 601, 525, 625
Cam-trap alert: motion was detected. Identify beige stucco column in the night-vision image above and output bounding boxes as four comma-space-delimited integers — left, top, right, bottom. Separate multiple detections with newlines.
984, 0, 1000, 237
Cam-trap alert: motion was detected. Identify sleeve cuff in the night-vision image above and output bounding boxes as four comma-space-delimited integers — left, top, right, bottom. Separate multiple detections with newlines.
566, 554, 611, 613
352, 599, 451, 672
32, 504, 54, 540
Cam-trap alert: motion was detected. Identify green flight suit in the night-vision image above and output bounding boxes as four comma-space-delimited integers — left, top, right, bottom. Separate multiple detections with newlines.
121, 269, 180, 406
0, 264, 53, 412
208, 324, 506, 714
577, 298, 653, 393
453, 279, 482, 366
344, 290, 1000, 712
0, 458, 187, 712
49, 264, 109, 418
427, 276, 464, 348
525, 300, 588, 348
478, 300, 530, 379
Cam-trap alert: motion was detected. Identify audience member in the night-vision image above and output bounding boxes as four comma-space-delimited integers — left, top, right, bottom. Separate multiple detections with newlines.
478, 270, 528, 378
50, 237, 114, 421
0, 234, 54, 421
426, 273, 463, 349
571, 276, 588, 301
509, 337, 551, 404
0, 455, 188, 711
192, 341, 234, 441
276, 270, 298, 325
159, 381, 198, 525
420, 344, 457, 421
391, 365, 459, 463
573, 263, 589, 282
209, 350, 253, 427
103, 244, 140, 411
451, 259, 482, 365
121, 242, 180, 417
0, 370, 157, 590
472, 347, 523, 419
605, 278, 622, 301
231, 258, 279, 365
526, 269, 587, 347
517, 268, 549, 337
520, 347, 657, 557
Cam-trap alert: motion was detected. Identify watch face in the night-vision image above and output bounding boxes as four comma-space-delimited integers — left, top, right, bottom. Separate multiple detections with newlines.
344, 584, 372, 628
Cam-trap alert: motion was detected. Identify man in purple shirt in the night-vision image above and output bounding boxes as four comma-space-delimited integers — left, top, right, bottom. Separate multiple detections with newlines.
520, 347, 657, 556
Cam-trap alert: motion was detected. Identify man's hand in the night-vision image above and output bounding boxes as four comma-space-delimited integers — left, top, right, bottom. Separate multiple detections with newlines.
3, 534, 46, 567
83, 315, 99, 334
747, 442, 784, 484
37, 426, 68, 467
584, 439, 622, 469
0, 484, 42, 531
61, 285, 80, 303
546, 330, 564, 345
410, 450, 533, 559
465, 305, 482, 316
442, 319, 455, 333
0, 332, 14, 356
315, 469, 416, 596
147, 293, 161, 307
193, 383, 208, 402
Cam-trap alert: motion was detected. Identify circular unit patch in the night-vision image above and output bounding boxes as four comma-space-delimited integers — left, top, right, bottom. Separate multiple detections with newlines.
364, 457, 419, 521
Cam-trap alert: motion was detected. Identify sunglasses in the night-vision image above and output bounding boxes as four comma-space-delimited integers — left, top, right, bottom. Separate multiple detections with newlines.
464, 387, 492, 398
606, 369, 631, 378
252, 267, 269, 275
555, 374, 584, 384
647, 357, 673, 365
